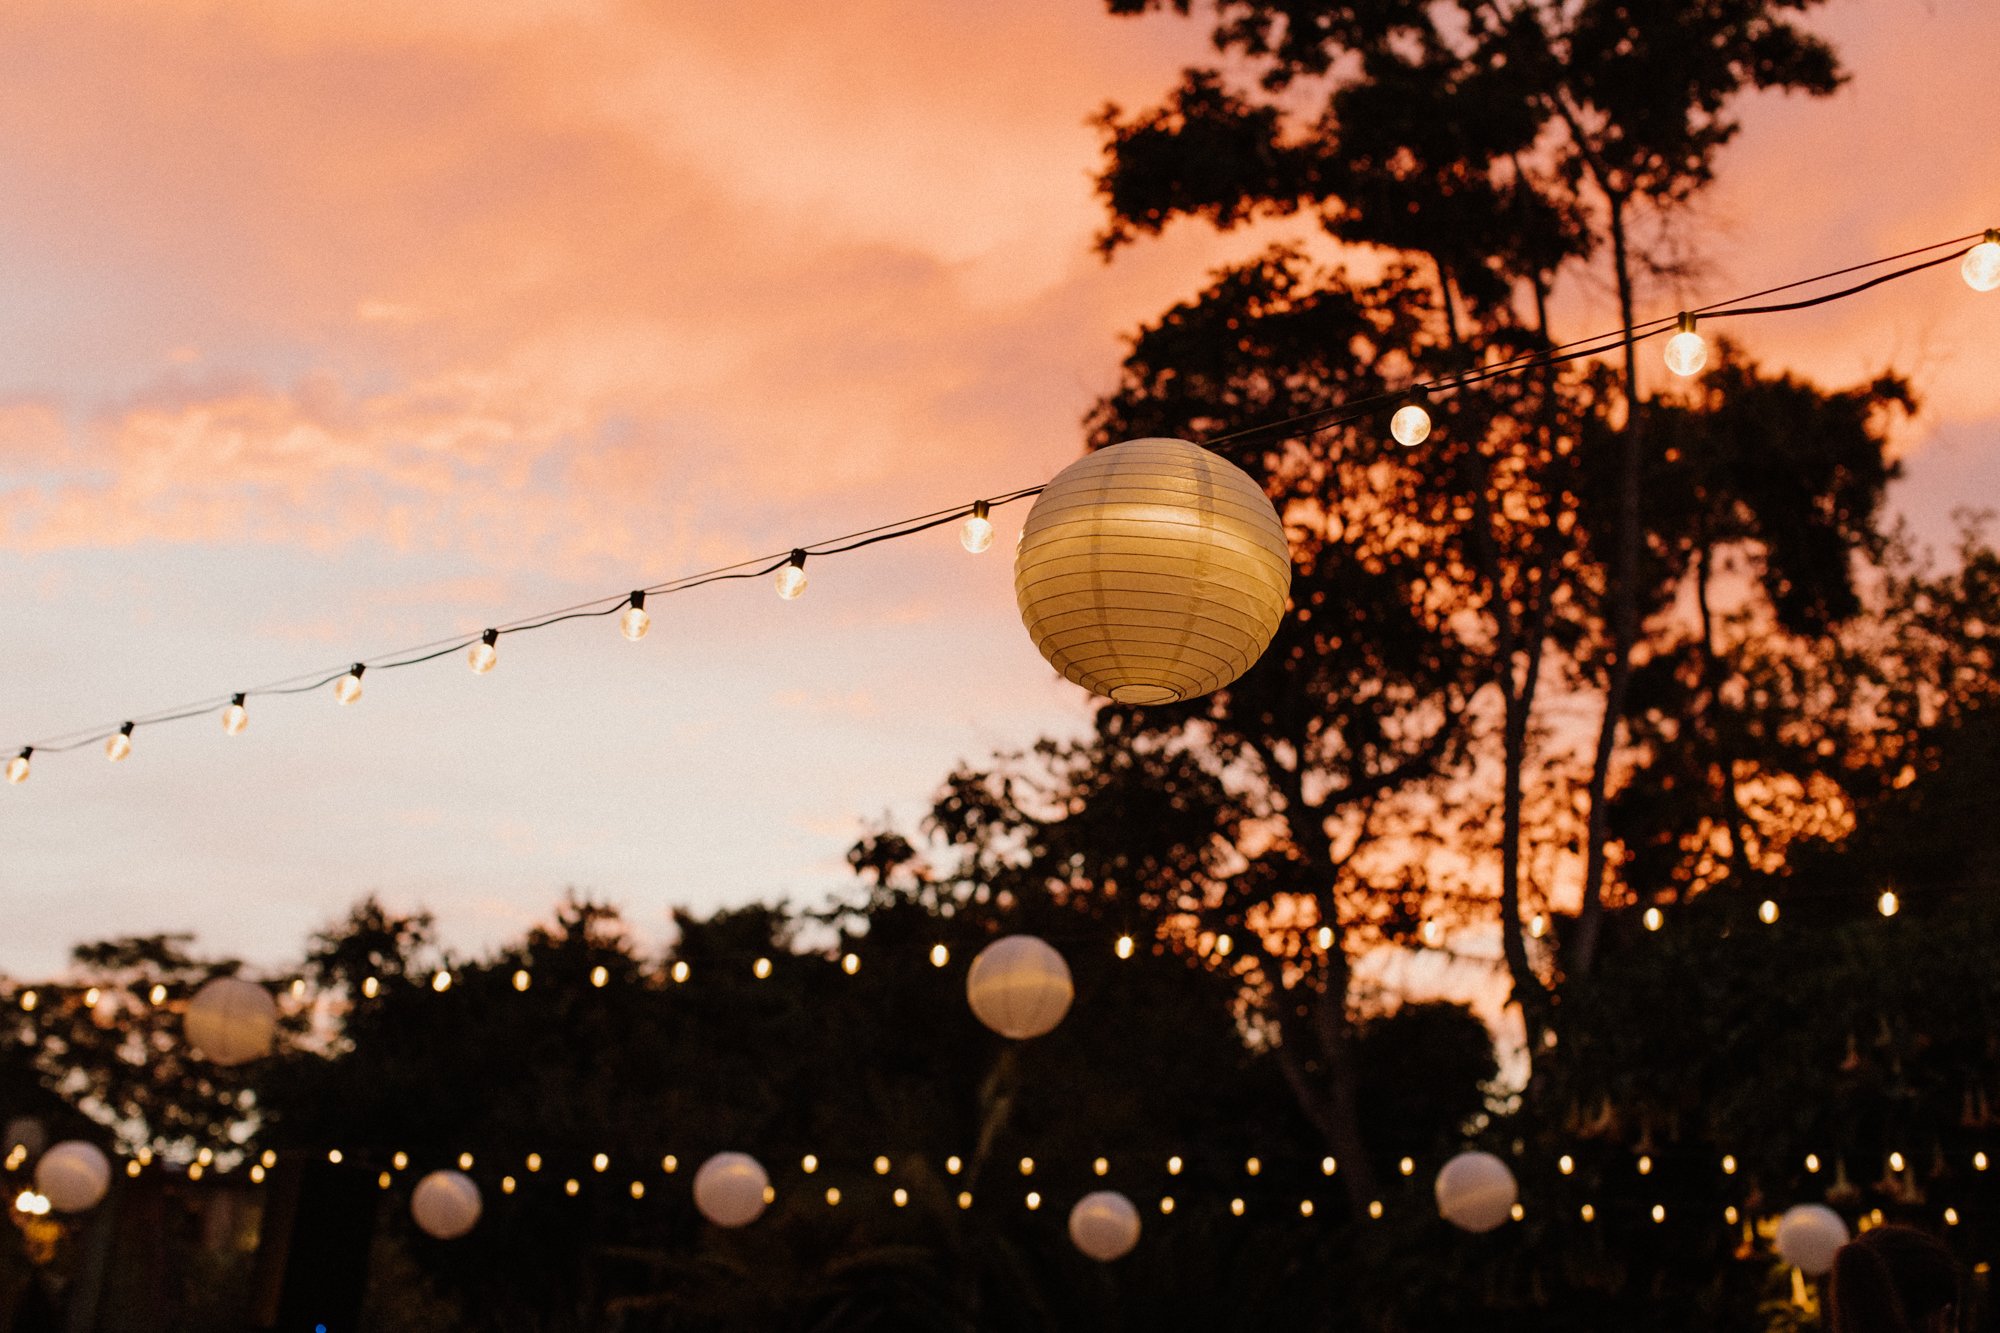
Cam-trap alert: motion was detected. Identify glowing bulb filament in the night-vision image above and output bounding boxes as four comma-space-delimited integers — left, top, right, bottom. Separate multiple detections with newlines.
468, 629, 498, 675
1390, 392, 1432, 448
960, 500, 995, 553
620, 590, 651, 642
1664, 312, 1707, 378
335, 663, 366, 705
775, 550, 808, 600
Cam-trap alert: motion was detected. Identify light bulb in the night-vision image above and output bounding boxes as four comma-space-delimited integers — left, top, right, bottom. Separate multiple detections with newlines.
620, 590, 650, 642
1663, 313, 1707, 377
1390, 399, 1432, 448
223, 694, 249, 735
1758, 899, 1779, 924
775, 549, 808, 600
468, 629, 498, 675
1643, 906, 1663, 932
960, 500, 994, 553
106, 723, 133, 762
7, 748, 29, 785
335, 663, 365, 705
1878, 889, 1900, 917
1963, 231, 2000, 292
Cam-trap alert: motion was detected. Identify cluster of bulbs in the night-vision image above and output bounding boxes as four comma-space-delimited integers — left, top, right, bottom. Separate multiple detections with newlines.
1636, 888, 1905, 935
0, 500, 1012, 782
1662, 231, 2000, 380
1377, 230, 2000, 450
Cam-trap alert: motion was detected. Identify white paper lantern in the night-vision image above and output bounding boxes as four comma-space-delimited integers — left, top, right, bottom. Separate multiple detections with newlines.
36, 1141, 111, 1213
1015, 438, 1292, 706
1069, 1189, 1142, 1261
411, 1169, 483, 1240
966, 935, 1073, 1040
1776, 1203, 1849, 1276
1434, 1151, 1517, 1234
693, 1152, 770, 1228
184, 976, 279, 1066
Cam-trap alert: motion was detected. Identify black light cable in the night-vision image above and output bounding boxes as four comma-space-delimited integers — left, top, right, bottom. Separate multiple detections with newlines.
4, 229, 1991, 775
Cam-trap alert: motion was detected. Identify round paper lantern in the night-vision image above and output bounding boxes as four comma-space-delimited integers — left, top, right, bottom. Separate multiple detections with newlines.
411, 1169, 482, 1240
183, 976, 278, 1066
36, 1141, 110, 1213
1069, 1189, 1142, 1261
966, 935, 1073, 1040
1434, 1151, 1517, 1234
693, 1152, 770, 1228
1015, 438, 1292, 706
1776, 1203, 1849, 1276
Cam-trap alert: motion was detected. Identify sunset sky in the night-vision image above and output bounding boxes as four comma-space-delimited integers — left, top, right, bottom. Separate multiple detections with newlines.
1, 0, 1996, 977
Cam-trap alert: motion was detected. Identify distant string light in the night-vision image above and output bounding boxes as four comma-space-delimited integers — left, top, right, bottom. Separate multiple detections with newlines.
1664, 312, 1709, 377
775, 550, 809, 601
468, 629, 499, 675
1390, 390, 1432, 448
1966, 231, 2000, 292
334, 664, 365, 705
960, 500, 995, 554
105, 722, 133, 763
619, 591, 651, 642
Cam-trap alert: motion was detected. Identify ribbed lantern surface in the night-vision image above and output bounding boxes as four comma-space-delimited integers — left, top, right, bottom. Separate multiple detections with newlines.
1015, 438, 1291, 705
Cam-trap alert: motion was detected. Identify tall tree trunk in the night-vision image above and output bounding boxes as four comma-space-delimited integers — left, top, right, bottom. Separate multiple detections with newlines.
1251, 749, 1383, 1211
1571, 188, 1645, 978
1695, 540, 1752, 882
1499, 633, 1548, 1011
